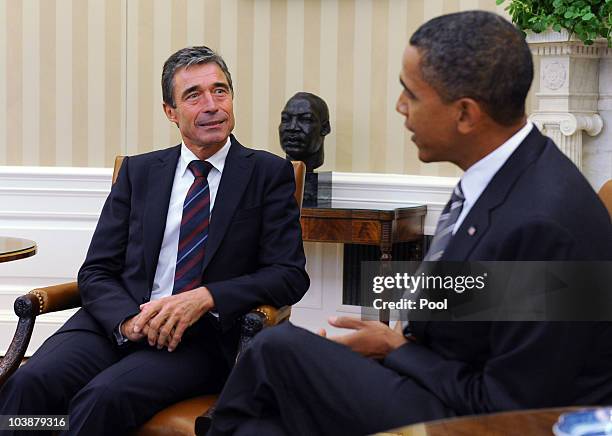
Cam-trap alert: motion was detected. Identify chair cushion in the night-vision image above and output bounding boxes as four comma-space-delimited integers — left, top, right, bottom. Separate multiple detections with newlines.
133, 395, 217, 436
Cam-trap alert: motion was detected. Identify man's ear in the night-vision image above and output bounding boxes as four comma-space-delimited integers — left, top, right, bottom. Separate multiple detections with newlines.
455, 98, 482, 135
163, 102, 178, 126
320, 120, 331, 136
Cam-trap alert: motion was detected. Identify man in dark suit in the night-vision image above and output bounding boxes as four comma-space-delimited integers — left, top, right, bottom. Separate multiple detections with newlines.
207, 11, 612, 436
0, 46, 308, 435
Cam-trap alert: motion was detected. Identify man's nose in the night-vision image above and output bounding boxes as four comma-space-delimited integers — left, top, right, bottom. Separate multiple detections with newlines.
201, 92, 218, 112
396, 95, 408, 117
288, 116, 298, 130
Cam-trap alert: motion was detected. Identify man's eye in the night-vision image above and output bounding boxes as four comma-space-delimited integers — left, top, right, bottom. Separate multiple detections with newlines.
186, 93, 199, 100
213, 88, 228, 95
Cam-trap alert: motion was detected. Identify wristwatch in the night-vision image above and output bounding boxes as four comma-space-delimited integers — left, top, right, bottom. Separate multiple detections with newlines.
113, 321, 129, 346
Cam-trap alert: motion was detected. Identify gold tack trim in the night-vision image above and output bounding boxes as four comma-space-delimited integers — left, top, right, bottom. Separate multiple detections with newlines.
253, 308, 271, 323
28, 290, 45, 314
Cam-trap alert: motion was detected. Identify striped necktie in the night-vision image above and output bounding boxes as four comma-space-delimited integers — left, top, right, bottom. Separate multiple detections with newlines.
172, 160, 213, 294
424, 182, 465, 261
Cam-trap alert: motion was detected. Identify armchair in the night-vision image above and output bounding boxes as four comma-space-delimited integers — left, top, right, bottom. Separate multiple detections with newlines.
598, 179, 612, 218
0, 157, 306, 436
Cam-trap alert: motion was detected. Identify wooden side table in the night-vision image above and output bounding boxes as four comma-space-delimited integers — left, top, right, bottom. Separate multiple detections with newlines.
0, 237, 37, 263
377, 407, 582, 436
301, 202, 427, 261
300, 202, 427, 318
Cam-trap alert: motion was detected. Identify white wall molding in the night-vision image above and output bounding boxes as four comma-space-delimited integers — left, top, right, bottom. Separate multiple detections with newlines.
0, 166, 112, 355
0, 211, 100, 222
0, 166, 455, 352
0, 166, 112, 187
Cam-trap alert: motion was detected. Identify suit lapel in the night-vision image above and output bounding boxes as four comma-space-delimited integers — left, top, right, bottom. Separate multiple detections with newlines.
442, 127, 548, 261
143, 146, 181, 290
413, 128, 549, 340
202, 135, 255, 273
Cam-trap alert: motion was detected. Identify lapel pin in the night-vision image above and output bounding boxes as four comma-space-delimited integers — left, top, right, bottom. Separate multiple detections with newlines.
467, 226, 477, 236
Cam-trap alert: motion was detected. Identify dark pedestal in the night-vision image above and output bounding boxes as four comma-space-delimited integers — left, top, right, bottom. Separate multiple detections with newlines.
300, 203, 428, 317
303, 171, 332, 207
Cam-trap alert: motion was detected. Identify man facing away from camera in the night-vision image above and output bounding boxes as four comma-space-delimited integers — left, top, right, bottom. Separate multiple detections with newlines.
206, 11, 612, 436
0, 46, 308, 435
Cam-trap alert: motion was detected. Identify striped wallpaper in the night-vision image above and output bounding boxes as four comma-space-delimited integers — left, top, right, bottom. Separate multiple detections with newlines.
0, 0, 514, 177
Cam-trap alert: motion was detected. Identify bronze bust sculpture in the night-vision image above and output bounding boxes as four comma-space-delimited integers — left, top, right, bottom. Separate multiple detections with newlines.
279, 92, 331, 172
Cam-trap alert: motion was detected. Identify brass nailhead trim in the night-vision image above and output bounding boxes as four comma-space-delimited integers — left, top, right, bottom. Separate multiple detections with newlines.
28, 290, 45, 314
254, 308, 271, 323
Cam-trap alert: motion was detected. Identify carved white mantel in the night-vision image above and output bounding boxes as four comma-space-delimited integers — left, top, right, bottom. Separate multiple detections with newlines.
527, 30, 609, 169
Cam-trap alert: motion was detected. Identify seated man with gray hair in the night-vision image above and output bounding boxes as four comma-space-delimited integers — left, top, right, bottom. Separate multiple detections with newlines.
0, 46, 308, 436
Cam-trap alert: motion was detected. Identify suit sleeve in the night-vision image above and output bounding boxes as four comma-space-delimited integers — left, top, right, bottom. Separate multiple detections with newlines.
384, 219, 597, 414
77, 157, 141, 339
206, 159, 309, 331
384, 322, 603, 414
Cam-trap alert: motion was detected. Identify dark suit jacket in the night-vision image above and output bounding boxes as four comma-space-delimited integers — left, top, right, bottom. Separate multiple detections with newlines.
384, 127, 612, 415
62, 135, 309, 360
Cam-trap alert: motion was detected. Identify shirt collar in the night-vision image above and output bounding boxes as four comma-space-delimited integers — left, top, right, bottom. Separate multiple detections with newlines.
179, 137, 232, 176
459, 121, 533, 210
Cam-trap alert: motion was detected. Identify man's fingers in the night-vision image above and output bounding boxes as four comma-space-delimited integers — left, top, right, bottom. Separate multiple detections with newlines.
317, 328, 327, 337
328, 316, 366, 330
133, 303, 160, 333
147, 310, 167, 346
148, 308, 169, 331
147, 326, 158, 346
156, 314, 180, 349
393, 320, 404, 333
167, 321, 189, 352
327, 333, 353, 346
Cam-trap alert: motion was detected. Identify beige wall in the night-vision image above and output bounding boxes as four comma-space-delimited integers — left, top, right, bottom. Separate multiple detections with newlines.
0, 0, 512, 177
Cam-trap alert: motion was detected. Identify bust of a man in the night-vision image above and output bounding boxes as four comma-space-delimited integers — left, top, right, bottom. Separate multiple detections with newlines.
279, 92, 331, 172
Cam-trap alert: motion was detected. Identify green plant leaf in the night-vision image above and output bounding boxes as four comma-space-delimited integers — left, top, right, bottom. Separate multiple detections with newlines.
505, 0, 611, 44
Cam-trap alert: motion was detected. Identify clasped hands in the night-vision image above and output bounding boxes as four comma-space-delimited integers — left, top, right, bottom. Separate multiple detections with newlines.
319, 317, 409, 359
120, 286, 214, 352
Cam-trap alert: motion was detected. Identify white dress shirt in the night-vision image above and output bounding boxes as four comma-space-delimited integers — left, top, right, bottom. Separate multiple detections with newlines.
453, 121, 533, 234
150, 138, 231, 301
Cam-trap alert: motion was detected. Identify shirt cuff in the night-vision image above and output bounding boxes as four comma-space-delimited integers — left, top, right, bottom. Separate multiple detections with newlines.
113, 320, 129, 346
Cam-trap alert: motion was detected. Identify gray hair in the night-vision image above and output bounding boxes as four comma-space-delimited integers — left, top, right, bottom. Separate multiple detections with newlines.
162, 46, 233, 108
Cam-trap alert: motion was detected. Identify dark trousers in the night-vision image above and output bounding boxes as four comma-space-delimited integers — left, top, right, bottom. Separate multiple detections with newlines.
0, 320, 229, 436
207, 322, 453, 436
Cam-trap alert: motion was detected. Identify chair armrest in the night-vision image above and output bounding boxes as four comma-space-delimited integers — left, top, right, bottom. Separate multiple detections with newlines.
251, 305, 291, 328
27, 282, 81, 315
0, 282, 81, 388
196, 305, 292, 434
238, 305, 291, 353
